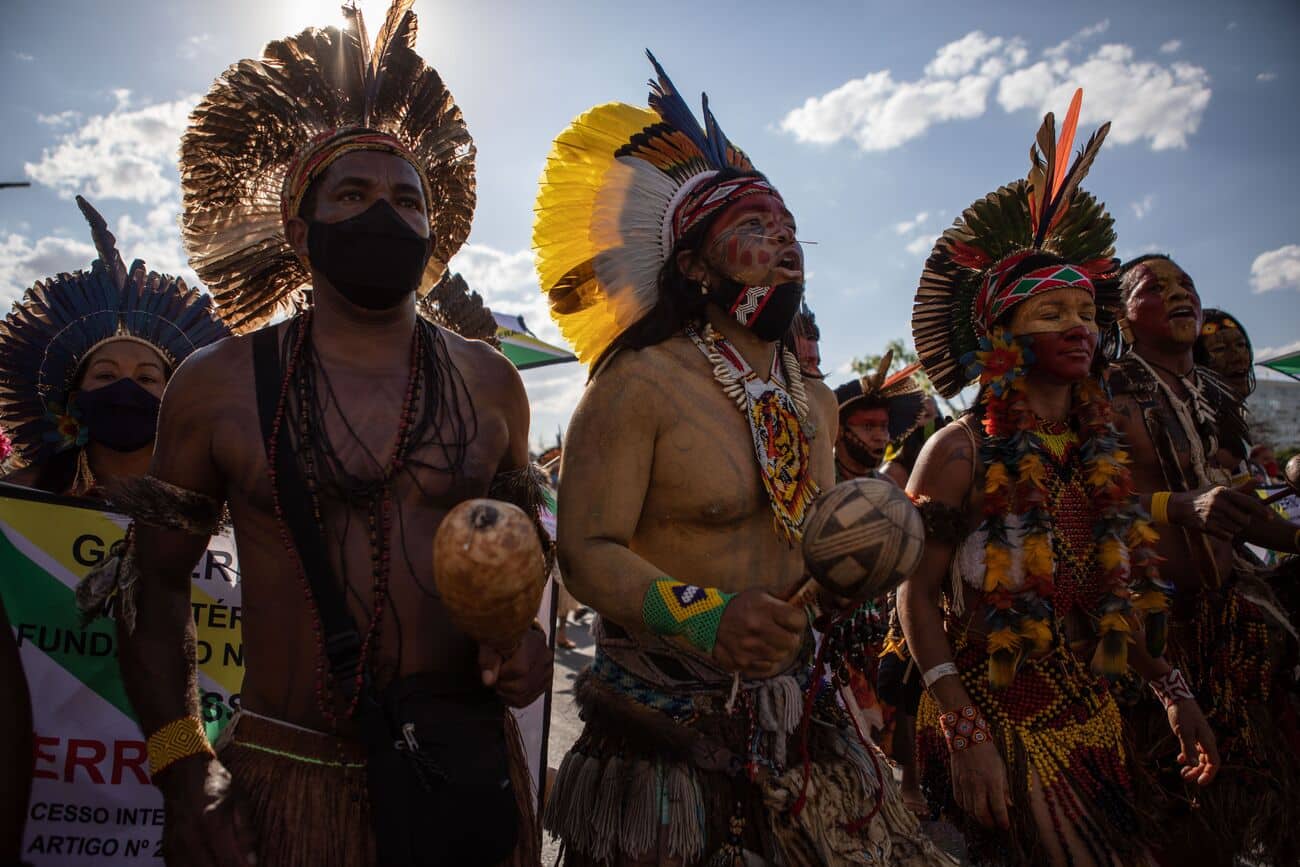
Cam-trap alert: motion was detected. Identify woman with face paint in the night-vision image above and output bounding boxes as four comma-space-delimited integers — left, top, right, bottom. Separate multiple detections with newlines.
899, 94, 1218, 867
0, 197, 230, 499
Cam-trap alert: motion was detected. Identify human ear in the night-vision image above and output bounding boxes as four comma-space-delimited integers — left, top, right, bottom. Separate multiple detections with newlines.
285, 216, 310, 260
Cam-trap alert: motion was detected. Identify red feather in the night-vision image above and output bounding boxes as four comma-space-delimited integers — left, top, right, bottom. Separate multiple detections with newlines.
1051, 89, 1083, 204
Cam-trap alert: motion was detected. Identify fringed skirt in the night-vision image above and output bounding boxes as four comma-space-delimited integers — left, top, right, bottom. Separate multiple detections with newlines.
216, 710, 538, 867
917, 637, 1153, 867
1132, 569, 1300, 866
545, 650, 954, 866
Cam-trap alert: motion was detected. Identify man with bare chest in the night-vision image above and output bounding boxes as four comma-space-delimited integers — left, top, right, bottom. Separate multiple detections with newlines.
534, 54, 952, 867
104, 7, 551, 867
1108, 254, 1300, 865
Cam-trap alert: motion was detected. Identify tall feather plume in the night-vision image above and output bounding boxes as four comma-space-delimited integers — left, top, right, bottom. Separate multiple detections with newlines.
1045, 122, 1111, 238
340, 3, 372, 126
367, 0, 416, 111
1026, 111, 1056, 229
75, 195, 127, 291
1051, 89, 1083, 198
645, 50, 724, 170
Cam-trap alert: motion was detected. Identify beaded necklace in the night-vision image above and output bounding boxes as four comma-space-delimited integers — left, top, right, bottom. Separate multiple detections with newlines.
965, 330, 1167, 687
685, 323, 818, 544
265, 310, 424, 725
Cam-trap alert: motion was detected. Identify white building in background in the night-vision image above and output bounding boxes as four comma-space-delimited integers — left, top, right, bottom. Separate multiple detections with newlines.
1251, 379, 1300, 451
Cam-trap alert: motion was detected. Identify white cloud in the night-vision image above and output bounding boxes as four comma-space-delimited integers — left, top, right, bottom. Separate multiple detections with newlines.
25, 91, 199, 203
448, 242, 585, 441
894, 212, 929, 235
997, 45, 1211, 150
113, 200, 197, 285
1256, 339, 1300, 365
178, 34, 211, 61
0, 234, 96, 306
782, 26, 1211, 154
1130, 194, 1155, 220
12, 52, 34, 62
780, 31, 1027, 151
1227, 21, 1238, 31
36, 110, 82, 127
1159, 40, 1182, 54
905, 234, 935, 256
1257, 72, 1277, 82
1250, 244, 1300, 294
1044, 20, 1110, 59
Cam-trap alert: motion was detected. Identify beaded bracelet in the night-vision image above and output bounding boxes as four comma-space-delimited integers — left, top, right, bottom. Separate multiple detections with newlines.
1150, 491, 1173, 525
642, 579, 736, 653
1149, 668, 1194, 710
938, 705, 992, 752
147, 716, 214, 778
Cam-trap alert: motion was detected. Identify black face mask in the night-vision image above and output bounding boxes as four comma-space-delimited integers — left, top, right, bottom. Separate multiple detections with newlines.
75, 377, 161, 453
307, 200, 432, 311
708, 279, 805, 342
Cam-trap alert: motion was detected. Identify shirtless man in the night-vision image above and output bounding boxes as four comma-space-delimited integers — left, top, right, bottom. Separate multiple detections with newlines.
536, 53, 950, 867
111, 8, 550, 866
1108, 254, 1300, 865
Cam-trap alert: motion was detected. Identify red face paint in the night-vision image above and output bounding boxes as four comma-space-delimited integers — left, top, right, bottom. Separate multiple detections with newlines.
1028, 326, 1098, 383
1124, 259, 1202, 350
702, 192, 802, 288
842, 406, 891, 456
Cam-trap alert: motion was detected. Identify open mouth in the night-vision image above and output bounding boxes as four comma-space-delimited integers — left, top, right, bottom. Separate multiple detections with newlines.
777, 249, 802, 271
1167, 305, 1197, 321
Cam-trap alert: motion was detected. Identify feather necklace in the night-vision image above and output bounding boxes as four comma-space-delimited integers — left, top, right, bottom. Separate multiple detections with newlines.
686, 324, 819, 545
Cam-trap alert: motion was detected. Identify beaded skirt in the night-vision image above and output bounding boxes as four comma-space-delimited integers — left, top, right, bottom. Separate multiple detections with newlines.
1128, 567, 1300, 865
917, 631, 1151, 866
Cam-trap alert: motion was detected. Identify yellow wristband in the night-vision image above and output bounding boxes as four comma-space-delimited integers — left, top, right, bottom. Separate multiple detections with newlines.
147, 717, 214, 778
1150, 491, 1172, 525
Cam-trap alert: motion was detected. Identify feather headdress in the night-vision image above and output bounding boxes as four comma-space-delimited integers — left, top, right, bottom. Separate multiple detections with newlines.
180, 0, 475, 333
0, 197, 230, 465
416, 271, 499, 347
833, 352, 928, 441
913, 90, 1118, 397
533, 51, 763, 366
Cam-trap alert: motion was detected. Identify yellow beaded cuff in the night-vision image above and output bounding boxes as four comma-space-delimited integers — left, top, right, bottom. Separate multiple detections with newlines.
147, 717, 214, 777
1150, 491, 1172, 525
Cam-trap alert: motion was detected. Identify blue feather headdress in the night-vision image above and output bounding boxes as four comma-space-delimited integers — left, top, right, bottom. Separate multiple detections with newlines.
0, 197, 231, 465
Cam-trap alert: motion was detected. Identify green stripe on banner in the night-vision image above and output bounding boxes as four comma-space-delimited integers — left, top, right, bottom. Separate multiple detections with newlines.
0, 528, 136, 720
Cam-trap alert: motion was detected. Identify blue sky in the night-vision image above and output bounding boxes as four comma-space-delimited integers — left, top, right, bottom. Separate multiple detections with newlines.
2, 0, 1298, 445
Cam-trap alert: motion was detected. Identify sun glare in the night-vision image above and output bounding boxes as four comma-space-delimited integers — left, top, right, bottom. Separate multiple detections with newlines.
275, 0, 394, 36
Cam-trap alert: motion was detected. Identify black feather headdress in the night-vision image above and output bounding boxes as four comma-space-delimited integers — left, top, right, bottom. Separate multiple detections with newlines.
0, 197, 230, 466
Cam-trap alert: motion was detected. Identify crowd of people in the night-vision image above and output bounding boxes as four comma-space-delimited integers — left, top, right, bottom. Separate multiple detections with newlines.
1, 2, 1298, 866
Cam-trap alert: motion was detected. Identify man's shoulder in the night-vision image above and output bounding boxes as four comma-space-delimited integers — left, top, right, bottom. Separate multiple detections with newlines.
171, 330, 254, 387
592, 337, 697, 386
436, 324, 518, 386
1105, 353, 1156, 397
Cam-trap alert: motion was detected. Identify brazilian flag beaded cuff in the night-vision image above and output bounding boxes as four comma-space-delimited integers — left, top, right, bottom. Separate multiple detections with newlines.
642, 579, 736, 653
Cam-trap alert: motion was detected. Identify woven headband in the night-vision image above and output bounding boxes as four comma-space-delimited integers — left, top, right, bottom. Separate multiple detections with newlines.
975, 259, 1096, 335
664, 175, 780, 255
281, 128, 434, 225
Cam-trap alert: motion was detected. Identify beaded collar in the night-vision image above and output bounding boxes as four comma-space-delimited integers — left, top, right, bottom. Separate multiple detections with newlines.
686, 324, 819, 545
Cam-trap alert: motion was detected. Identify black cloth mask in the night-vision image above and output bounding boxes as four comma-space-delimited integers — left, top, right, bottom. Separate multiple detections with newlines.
307, 200, 432, 310
75, 377, 161, 453
708, 279, 805, 342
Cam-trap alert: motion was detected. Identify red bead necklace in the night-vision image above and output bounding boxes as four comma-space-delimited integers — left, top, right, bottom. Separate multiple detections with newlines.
264, 310, 425, 725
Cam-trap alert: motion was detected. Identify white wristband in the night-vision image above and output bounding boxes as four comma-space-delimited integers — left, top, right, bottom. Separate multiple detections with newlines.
922, 662, 959, 688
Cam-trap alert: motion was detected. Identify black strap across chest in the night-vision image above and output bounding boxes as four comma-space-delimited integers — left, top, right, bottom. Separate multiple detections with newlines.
250, 325, 363, 698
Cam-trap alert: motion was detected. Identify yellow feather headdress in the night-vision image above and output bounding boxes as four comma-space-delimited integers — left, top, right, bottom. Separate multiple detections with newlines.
179, 0, 475, 333
533, 52, 758, 366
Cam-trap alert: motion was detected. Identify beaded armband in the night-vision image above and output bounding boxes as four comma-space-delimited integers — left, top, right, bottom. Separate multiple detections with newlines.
642, 579, 736, 653
1149, 668, 1194, 710
908, 494, 968, 547
147, 717, 214, 778
938, 705, 992, 752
